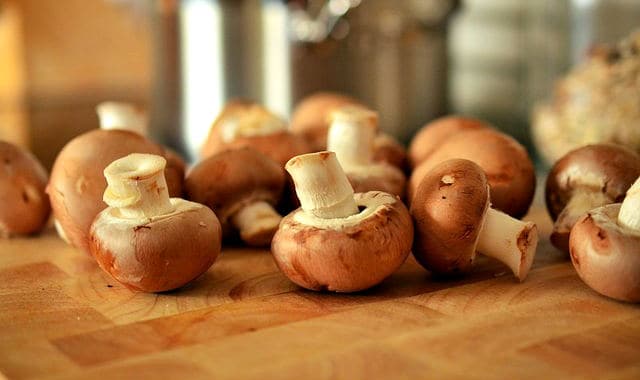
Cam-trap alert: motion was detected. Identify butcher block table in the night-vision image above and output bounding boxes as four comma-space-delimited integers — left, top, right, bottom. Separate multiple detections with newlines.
1, 201, 639, 380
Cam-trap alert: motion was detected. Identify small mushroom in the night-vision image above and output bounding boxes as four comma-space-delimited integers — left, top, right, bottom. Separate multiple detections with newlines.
327, 106, 406, 197
199, 100, 313, 167
546, 144, 640, 253
411, 159, 537, 281
408, 128, 536, 218
408, 116, 489, 168
272, 151, 413, 292
290, 92, 407, 170
569, 177, 640, 302
48, 104, 182, 253
185, 148, 285, 247
0, 141, 50, 237
90, 154, 221, 292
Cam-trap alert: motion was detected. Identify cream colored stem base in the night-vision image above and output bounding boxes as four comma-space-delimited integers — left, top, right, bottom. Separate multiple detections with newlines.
327, 108, 377, 168
231, 201, 282, 246
476, 208, 538, 281
554, 190, 610, 235
619, 177, 640, 231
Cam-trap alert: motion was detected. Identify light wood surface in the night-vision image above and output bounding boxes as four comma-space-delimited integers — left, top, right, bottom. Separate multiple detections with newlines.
0, 204, 638, 380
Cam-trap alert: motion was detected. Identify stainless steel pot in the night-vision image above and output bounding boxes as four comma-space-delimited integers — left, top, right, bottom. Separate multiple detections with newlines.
149, 0, 458, 160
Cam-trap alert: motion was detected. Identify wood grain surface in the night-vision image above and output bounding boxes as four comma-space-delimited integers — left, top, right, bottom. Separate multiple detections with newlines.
0, 203, 639, 380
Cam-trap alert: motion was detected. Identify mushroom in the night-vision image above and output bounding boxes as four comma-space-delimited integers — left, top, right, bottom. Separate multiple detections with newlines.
327, 106, 406, 197
271, 151, 413, 292
411, 159, 537, 281
48, 104, 182, 253
546, 144, 640, 253
569, 177, 640, 302
0, 141, 50, 237
199, 100, 313, 167
408, 128, 536, 218
290, 92, 407, 170
89, 154, 221, 292
408, 116, 489, 168
185, 148, 285, 247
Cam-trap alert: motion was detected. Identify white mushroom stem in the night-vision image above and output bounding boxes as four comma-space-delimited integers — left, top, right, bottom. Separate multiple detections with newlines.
618, 177, 640, 230
96, 101, 148, 136
286, 152, 359, 219
554, 190, 611, 233
103, 153, 174, 219
221, 105, 287, 142
476, 208, 538, 281
231, 201, 282, 240
327, 107, 378, 168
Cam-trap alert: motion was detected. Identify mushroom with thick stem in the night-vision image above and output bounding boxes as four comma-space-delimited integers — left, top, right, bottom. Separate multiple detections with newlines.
408, 128, 536, 218
290, 92, 408, 170
185, 148, 285, 247
89, 154, 221, 292
199, 100, 313, 167
408, 116, 489, 169
0, 141, 50, 237
271, 151, 413, 292
411, 159, 537, 281
48, 103, 183, 253
546, 144, 640, 253
569, 177, 640, 302
327, 106, 406, 198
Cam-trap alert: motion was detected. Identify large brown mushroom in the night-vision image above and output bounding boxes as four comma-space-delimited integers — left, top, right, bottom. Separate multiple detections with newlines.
327, 106, 406, 197
0, 141, 50, 237
409, 128, 536, 218
185, 148, 285, 247
411, 159, 537, 281
546, 144, 640, 253
199, 100, 313, 167
408, 116, 489, 168
290, 92, 408, 170
569, 177, 640, 302
272, 151, 413, 292
90, 154, 221, 293
48, 103, 182, 253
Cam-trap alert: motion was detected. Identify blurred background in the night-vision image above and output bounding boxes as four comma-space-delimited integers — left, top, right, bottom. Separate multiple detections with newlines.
0, 0, 639, 166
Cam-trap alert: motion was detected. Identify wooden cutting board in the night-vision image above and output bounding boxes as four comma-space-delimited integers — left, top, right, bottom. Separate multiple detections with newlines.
0, 203, 638, 380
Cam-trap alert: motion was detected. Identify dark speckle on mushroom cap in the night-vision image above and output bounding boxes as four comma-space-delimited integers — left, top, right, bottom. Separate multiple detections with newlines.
546, 144, 640, 221
569, 203, 640, 302
410, 159, 490, 275
185, 147, 285, 229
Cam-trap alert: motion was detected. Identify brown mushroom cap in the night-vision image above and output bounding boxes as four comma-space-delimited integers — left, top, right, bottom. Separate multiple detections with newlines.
48, 129, 179, 253
373, 133, 407, 171
546, 144, 640, 221
408, 116, 489, 168
200, 100, 313, 166
90, 200, 221, 292
163, 147, 186, 198
290, 92, 364, 150
0, 141, 50, 237
271, 191, 413, 292
569, 203, 640, 302
185, 147, 285, 232
410, 159, 490, 275
409, 128, 535, 218
345, 165, 406, 198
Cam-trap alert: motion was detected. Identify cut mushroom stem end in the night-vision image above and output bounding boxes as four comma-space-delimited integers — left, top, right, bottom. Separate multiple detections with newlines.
285, 152, 359, 219
618, 178, 640, 231
103, 153, 174, 219
96, 101, 147, 135
231, 201, 283, 246
327, 106, 378, 168
477, 208, 538, 281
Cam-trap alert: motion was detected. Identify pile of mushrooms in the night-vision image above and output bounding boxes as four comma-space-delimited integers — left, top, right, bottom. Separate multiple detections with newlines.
272, 151, 413, 292
48, 102, 184, 253
0, 141, 50, 237
90, 154, 220, 292
408, 116, 536, 218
